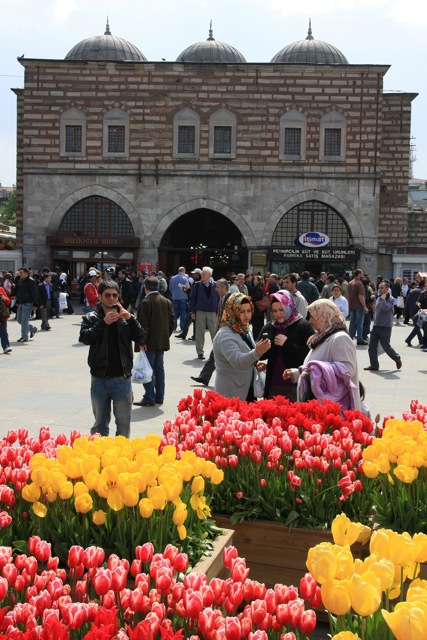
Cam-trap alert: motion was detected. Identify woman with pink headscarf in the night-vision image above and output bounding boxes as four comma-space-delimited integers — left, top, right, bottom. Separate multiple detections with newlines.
256, 290, 315, 401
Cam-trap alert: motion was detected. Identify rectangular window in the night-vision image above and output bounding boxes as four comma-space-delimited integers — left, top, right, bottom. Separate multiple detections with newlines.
324, 128, 341, 156
178, 126, 195, 154
284, 128, 301, 156
214, 126, 232, 154
65, 125, 82, 152
108, 126, 125, 153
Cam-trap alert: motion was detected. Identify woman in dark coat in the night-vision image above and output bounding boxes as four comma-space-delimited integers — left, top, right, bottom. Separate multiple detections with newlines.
250, 275, 266, 342
256, 290, 315, 401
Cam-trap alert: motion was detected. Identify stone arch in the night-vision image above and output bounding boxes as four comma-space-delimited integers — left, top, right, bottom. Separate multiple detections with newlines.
261, 189, 364, 246
151, 198, 257, 248
47, 185, 145, 237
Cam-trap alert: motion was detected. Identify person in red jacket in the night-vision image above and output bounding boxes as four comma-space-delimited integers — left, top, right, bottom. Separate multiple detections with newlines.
83, 269, 101, 313
0, 286, 12, 353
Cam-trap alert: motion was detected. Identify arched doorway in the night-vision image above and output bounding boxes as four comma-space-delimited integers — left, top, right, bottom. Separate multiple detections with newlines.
49, 196, 140, 279
159, 208, 247, 278
270, 200, 358, 277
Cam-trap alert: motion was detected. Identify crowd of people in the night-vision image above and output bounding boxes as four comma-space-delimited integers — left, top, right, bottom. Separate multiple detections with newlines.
2, 264, 426, 439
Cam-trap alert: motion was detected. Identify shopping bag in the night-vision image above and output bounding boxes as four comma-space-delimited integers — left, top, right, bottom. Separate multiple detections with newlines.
131, 350, 153, 384
59, 292, 68, 309
253, 369, 266, 398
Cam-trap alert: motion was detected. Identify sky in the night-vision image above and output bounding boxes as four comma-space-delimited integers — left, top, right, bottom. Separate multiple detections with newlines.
1, 0, 427, 187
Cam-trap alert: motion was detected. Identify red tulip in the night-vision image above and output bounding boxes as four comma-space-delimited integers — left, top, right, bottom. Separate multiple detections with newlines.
224, 616, 241, 640
299, 609, 316, 634
67, 545, 83, 569
60, 602, 89, 630
136, 542, 154, 563
199, 606, 219, 637
223, 546, 238, 569
231, 559, 249, 583
251, 600, 267, 626
184, 590, 203, 618
93, 568, 112, 597
111, 565, 128, 593
2, 562, 17, 585
173, 553, 188, 574
82, 546, 104, 569
299, 573, 317, 601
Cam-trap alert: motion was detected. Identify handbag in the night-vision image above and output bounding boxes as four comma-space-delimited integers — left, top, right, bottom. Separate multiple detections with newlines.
255, 294, 269, 312
0, 297, 10, 319
131, 350, 153, 384
416, 309, 427, 328
253, 369, 266, 398
396, 295, 405, 309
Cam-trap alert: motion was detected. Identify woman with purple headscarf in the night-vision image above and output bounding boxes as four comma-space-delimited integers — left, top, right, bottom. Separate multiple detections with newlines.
256, 290, 315, 401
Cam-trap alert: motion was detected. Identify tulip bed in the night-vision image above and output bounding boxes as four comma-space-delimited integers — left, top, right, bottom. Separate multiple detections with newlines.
306, 513, 427, 640
162, 391, 376, 529
0, 429, 224, 567
0, 538, 318, 639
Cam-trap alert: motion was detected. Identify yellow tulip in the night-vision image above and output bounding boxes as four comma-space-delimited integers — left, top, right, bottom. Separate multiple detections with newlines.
107, 487, 124, 511
123, 484, 139, 508
306, 542, 338, 584
74, 481, 89, 497
407, 579, 427, 605
46, 488, 57, 503
82, 455, 100, 474
334, 546, 355, 580
210, 468, 224, 485
31, 466, 50, 488
362, 461, 379, 478
383, 602, 427, 640
56, 446, 73, 465
139, 497, 154, 518
349, 571, 382, 616
75, 492, 93, 514
331, 633, 361, 640
332, 514, 364, 547
65, 457, 84, 480
84, 469, 101, 492
140, 464, 158, 489
394, 464, 418, 483
59, 481, 74, 500
376, 452, 390, 474
367, 558, 395, 591
33, 501, 48, 518
147, 485, 167, 510
321, 579, 351, 615
93, 510, 107, 525
50, 471, 68, 493
177, 524, 187, 540
370, 529, 391, 559
173, 506, 188, 526
191, 475, 205, 495
22, 483, 41, 503
161, 445, 177, 462
389, 531, 416, 567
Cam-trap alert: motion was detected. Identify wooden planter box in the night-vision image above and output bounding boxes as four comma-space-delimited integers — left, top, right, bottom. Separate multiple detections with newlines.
214, 515, 367, 588
192, 528, 234, 581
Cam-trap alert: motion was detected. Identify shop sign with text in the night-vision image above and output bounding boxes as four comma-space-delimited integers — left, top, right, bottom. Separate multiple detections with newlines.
270, 247, 359, 261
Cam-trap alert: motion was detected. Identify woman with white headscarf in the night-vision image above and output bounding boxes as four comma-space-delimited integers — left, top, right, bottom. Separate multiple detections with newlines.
283, 299, 361, 410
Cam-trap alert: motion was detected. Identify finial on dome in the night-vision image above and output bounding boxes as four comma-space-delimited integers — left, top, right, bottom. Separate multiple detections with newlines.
207, 20, 215, 41
105, 17, 111, 36
306, 18, 313, 41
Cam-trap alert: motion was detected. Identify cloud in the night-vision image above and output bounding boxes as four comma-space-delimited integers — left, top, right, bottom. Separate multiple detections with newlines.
51, 0, 79, 24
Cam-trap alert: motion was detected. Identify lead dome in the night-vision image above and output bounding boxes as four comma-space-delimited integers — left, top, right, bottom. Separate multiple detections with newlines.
176, 23, 246, 63
271, 21, 348, 65
65, 20, 146, 62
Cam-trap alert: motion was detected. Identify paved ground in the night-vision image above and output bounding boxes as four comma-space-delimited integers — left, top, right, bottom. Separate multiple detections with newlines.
1, 304, 424, 438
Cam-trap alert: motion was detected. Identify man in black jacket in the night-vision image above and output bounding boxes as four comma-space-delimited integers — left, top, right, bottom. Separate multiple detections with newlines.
79, 279, 146, 437
15, 267, 39, 342
38, 273, 53, 330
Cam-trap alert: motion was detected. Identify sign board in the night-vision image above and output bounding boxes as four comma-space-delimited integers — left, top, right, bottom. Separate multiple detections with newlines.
299, 232, 330, 247
139, 262, 152, 274
270, 247, 359, 261
251, 251, 268, 266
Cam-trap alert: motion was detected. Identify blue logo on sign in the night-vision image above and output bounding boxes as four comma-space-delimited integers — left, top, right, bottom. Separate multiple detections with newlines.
299, 232, 330, 247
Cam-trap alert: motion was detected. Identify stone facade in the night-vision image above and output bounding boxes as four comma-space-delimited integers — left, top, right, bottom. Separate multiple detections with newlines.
14, 56, 417, 278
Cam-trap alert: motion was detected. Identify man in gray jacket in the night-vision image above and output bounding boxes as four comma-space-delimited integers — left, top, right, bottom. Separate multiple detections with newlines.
365, 279, 402, 371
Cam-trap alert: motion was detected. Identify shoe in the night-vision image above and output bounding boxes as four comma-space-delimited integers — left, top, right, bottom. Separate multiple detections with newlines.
405, 340, 412, 347
3, 347, 12, 354
155, 401, 163, 405
396, 359, 402, 370
191, 376, 208, 386
364, 365, 379, 371
175, 334, 185, 339
189, 337, 195, 341
41, 327, 51, 331
357, 340, 369, 345
17, 337, 28, 343
198, 354, 205, 360
133, 400, 155, 407
423, 349, 427, 353
30, 327, 38, 338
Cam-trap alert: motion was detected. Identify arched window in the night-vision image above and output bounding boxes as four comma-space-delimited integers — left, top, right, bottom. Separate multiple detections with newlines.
279, 110, 307, 161
60, 108, 86, 157
103, 108, 129, 158
209, 109, 237, 159
60, 196, 134, 237
319, 111, 347, 162
173, 108, 200, 159
272, 200, 351, 246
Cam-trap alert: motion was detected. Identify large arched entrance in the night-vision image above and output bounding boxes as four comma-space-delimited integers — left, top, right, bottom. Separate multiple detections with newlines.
48, 196, 140, 278
270, 200, 358, 277
159, 209, 247, 278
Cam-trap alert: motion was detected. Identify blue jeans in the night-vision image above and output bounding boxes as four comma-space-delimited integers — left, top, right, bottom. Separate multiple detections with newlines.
143, 350, 165, 404
90, 376, 133, 438
16, 303, 36, 339
349, 307, 364, 341
406, 324, 423, 345
173, 299, 187, 330
368, 326, 400, 369
1, 321, 10, 349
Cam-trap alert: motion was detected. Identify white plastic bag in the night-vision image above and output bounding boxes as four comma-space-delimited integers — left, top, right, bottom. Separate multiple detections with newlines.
59, 292, 68, 309
253, 369, 266, 398
131, 351, 153, 384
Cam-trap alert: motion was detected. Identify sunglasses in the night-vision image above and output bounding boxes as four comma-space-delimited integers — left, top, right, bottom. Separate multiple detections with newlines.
103, 292, 119, 298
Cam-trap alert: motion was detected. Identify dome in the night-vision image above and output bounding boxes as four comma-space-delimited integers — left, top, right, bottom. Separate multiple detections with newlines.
65, 20, 146, 62
176, 23, 246, 63
271, 21, 348, 65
